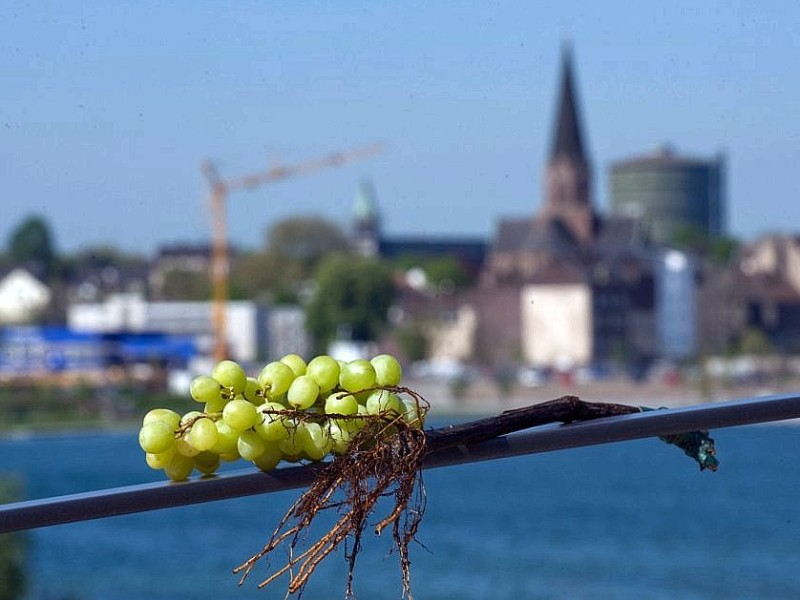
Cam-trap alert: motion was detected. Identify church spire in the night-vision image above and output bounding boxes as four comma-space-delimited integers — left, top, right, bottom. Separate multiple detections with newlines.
550, 44, 587, 162
541, 44, 595, 243
352, 179, 381, 257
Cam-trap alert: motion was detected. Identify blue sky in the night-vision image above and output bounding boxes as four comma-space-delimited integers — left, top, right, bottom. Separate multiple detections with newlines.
3, 1, 799, 255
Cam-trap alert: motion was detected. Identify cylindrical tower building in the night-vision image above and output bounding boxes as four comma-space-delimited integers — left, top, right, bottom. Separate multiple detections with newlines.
609, 145, 725, 245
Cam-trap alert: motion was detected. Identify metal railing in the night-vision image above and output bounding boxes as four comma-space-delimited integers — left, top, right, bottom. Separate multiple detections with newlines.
2, 392, 799, 535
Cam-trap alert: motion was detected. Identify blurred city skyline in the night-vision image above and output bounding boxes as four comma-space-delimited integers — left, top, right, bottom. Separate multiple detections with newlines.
3, 2, 798, 255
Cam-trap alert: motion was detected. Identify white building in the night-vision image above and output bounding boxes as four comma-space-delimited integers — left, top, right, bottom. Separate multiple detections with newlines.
520, 283, 593, 369
0, 269, 51, 324
67, 293, 264, 363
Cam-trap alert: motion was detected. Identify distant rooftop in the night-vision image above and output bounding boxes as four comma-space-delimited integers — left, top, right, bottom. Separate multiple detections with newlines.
612, 144, 720, 170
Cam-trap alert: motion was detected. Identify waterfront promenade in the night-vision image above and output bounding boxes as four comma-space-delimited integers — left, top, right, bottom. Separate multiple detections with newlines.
410, 374, 798, 416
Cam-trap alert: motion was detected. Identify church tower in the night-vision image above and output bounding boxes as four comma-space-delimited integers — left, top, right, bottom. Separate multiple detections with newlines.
541, 46, 595, 243
352, 179, 381, 257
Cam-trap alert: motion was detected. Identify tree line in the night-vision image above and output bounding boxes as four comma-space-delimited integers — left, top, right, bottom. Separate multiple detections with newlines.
2, 214, 473, 360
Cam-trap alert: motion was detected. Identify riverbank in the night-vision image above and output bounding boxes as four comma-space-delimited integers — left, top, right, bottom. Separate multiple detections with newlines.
410, 374, 800, 417
0, 383, 193, 436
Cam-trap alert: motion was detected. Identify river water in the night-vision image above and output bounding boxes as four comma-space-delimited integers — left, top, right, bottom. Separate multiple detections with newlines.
1, 424, 799, 599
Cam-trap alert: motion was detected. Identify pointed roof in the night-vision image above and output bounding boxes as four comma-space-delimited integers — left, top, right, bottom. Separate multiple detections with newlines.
549, 45, 587, 162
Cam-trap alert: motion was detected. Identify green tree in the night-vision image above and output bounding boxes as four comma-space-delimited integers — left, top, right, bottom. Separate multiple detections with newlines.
229, 250, 307, 303
231, 216, 353, 302
7, 215, 57, 278
230, 250, 283, 301
671, 224, 739, 265
709, 236, 739, 265
737, 327, 774, 356
265, 216, 351, 279
305, 256, 394, 352
392, 254, 474, 290
671, 224, 707, 253
393, 322, 428, 362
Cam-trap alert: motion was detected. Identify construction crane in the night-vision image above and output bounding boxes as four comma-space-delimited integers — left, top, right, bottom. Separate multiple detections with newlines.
201, 143, 384, 362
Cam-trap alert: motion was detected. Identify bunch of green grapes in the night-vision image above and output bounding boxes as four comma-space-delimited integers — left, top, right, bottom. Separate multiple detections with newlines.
138, 353, 423, 481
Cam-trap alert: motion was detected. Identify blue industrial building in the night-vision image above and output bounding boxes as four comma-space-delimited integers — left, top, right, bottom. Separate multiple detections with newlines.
0, 326, 197, 376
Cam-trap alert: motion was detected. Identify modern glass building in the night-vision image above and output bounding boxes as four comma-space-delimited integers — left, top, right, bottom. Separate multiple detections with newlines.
609, 145, 725, 245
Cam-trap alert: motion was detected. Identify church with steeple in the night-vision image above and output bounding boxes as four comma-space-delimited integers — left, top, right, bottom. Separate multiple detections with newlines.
483, 45, 647, 286
541, 46, 595, 244
477, 45, 658, 368
348, 46, 686, 369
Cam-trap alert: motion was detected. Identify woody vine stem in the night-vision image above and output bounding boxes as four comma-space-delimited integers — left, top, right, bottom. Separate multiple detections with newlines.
233, 394, 717, 599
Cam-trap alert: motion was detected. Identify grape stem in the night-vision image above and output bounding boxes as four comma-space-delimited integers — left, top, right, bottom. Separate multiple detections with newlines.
174, 412, 222, 438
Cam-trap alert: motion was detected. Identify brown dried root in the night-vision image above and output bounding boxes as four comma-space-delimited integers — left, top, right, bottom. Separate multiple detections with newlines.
234, 387, 429, 599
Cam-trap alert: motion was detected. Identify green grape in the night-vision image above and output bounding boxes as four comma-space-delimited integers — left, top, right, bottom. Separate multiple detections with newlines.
194, 451, 220, 475
353, 389, 372, 404
176, 434, 200, 457
339, 359, 376, 392
401, 397, 425, 428
243, 377, 261, 403
255, 402, 290, 441
287, 375, 320, 410
257, 361, 295, 400
237, 430, 266, 461
211, 420, 239, 455
331, 415, 360, 434
164, 452, 194, 481
301, 422, 330, 461
326, 420, 354, 454
279, 420, 307, 456
204, 395, 228, 413
306, 355, 340, 393
280, 353, 307, 377
270, 394, 288, 406
139, 421, 175, 454
371, 354, 403, 387
142, 408, 181, 431
145, 447, 176, 470
222, 398, 260, 431
190, 375, 223, 404
365, 389, 402, 416
180, 410, 204, 427
351, 404, 369, 431
189, 417, 218, 452
324, 392, 359, 416
252, 442, 283, 472
212, 359, 247, 395
140, 352, 416, 478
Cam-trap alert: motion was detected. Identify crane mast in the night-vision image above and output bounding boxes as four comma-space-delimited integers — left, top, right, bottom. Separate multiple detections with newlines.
201, 143, 383, 362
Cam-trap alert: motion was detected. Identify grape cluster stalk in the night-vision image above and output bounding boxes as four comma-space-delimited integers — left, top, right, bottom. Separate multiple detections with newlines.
137, 353, 429, 598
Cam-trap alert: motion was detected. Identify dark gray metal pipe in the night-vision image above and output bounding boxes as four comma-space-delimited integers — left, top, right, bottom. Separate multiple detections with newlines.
1, 393, 799, 534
